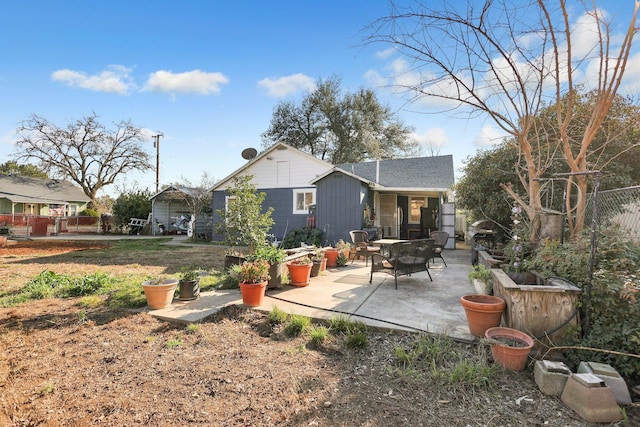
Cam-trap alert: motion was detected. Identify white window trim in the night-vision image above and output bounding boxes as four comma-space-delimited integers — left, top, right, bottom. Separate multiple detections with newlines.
292, 188, 316, 214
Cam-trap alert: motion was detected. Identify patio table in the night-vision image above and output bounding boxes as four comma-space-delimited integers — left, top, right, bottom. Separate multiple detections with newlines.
371, 238, 408, 256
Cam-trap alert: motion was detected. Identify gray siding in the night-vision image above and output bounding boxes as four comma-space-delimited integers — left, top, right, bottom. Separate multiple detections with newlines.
211, 187, 311, 243
315, 172, 370, 245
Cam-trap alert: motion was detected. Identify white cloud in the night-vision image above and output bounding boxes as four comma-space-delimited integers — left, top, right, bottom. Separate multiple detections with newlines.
51, 65, 134, 95
474, 124, 506, 147
363, 69, 388, 88
143, 69, 229, 95
257, 73, 315, 97
413, 128, 448, 148
375, 48, 395, 60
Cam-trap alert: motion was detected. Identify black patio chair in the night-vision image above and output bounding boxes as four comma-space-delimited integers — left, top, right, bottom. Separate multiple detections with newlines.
429, 231, 448, 267
349, 230, 380, 266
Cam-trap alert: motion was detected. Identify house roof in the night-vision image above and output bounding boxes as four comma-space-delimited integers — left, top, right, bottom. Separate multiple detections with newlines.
312, 155, 455, 191
0, 175, 90, 205
150, 185, 196, 201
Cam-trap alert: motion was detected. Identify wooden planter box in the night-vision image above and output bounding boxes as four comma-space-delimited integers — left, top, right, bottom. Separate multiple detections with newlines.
491, 269, 581, 351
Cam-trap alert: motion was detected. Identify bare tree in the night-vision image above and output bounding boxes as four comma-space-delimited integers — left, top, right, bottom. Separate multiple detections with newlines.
14, 113, 152, 205
367, 0, 639, 240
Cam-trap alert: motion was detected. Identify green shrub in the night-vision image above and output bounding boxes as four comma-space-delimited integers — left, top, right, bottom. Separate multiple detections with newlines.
309, 325, 329, 346
268, 306, 289, 325
284, 314, 311, 337
526, 227, 640, 384
281, 227, 324, 249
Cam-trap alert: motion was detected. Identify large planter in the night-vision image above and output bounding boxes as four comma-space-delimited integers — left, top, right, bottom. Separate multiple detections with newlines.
485, 327, 534, 371
287, 262, 312, 287
491, 269, 581, 351
324, 249, 339, 268
267, 262, 283, 290
460, 294, 506, 338
224, 254, 246, 270
178, 279, 200, 301
142, 279, 179, 309
239, 281, 268, 307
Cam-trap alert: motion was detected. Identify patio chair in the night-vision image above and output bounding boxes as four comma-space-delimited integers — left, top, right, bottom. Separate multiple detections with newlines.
429, 231, 448, 267
349, 230, 381, 266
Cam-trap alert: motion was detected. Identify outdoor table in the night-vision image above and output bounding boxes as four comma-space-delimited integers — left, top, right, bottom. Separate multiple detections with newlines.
371, 238, 408, 256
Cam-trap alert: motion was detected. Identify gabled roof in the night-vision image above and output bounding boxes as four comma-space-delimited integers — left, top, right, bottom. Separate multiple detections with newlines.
150, 185, 196, 201
311, 155, 455, 191
210, 142, 333, 191
0, 175, 90, 204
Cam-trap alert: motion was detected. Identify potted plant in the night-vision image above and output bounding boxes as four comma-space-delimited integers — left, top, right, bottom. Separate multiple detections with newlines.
460, 294, 506, 338
141, 277, 179, 309
214, 174, 275, 256
247, 244, 287, 289
178, 266, 201, 301
286, 257, 313, 287
336, 252, 348, 267
310, 249, 324, 277
229, 260, 270, 307
468, 264, 493, 295
324, 248, 340, 268
336, 239, 351, 259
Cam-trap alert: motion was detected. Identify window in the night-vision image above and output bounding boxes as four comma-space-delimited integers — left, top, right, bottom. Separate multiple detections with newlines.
292, 189, 315, 214
409, 196, 426, 223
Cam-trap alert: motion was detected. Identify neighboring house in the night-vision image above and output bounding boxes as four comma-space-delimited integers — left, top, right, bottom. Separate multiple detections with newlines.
211, 143, 456, 249
311, 156, 456, 248
210, 143, 333, 243
0, 175, 90, 219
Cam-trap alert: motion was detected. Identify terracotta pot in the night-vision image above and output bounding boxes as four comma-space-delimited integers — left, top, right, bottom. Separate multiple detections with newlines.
460, 294, 506, 337
319, 257, 327, 271
142, 279, 178, 309
324, 249, 339, 268
239, 281, 268, 307
485, 327, 534, 371
178, 279, 200, 301
287, 262, 312, 287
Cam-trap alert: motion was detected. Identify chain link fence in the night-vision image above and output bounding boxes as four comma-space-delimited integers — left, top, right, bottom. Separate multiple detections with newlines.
586, 185, 640, 242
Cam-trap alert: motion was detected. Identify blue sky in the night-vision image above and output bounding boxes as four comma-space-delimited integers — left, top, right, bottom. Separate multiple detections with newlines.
1, 1, 638, 197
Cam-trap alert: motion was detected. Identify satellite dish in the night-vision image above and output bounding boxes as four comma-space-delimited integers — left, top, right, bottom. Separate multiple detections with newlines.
241, 147, 258, 160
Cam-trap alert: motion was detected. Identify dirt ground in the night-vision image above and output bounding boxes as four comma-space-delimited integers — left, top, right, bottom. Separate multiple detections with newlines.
0, 239, 637, 426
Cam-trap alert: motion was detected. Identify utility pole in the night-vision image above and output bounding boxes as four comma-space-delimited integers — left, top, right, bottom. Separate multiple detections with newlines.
152, 133, 163, 192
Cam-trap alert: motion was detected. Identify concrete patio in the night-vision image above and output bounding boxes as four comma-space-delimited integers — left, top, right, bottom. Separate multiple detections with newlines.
150, 247, 477, 342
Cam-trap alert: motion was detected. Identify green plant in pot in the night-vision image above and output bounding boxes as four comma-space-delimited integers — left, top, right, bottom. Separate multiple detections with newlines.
310, 249, 324, 277
141, 276, 179, 309
230, 260, 270, 307
247, 244, 287, 289
468, 264, 493, 295
286, 256, 313, 287
178, 266, 201, 301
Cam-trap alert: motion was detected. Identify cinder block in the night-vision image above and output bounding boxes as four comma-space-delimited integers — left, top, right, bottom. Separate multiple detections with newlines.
577, 361, 632, 405
534, 360, 571, 396
561, 373, 622, 423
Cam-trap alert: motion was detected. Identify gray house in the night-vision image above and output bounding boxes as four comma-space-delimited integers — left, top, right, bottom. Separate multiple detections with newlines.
311, 156, 456, 248
210, 143, 333, 243
211, 144, 456, 249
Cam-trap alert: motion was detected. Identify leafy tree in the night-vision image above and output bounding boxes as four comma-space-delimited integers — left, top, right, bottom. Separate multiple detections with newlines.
13, 113, 152, 206
112, 189, 152, 229
367, 1, 639, 240
458, 90, 640, 240
0, 161, 48, 178
214, 174, 274, 253
261, 76, 419, 163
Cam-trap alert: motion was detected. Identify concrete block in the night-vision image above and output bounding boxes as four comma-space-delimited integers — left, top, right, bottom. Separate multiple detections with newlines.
534, 360, 571, 396
561, 373, 622, 423
577, 361, 632, 405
